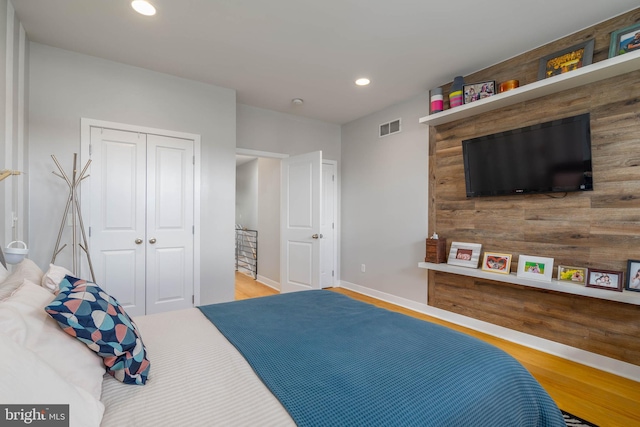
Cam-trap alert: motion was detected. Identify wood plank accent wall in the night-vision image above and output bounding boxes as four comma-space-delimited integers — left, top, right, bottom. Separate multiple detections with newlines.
428, 9, 640, 366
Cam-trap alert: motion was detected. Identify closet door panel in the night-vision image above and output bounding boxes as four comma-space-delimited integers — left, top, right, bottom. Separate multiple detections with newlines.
153, 247, 187, 301
88, 127, 147, 317
101, 249, 139, 308
146, 134, 194, 314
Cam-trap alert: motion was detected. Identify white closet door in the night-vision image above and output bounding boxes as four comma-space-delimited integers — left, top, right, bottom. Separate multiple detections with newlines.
145, 134, 194, 314
88, 127, 147, 317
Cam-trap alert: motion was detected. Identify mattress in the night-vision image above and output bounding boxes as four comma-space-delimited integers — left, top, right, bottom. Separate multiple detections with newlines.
102, 293, 563, 427
100, 308, 295, 427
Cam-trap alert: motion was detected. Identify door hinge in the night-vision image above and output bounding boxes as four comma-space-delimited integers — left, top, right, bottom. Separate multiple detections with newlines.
192, 295, 195, 304
89, 144, 92, 156
193, 155, 195, 165
192, 225, 195, 234
332, 174, 335, 182
89, 226, 91, 237
332, 270, 334, 277
332, 222, 334, 230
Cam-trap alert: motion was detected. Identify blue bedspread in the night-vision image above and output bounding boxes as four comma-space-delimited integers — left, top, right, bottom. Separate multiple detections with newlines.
198, 291, 564, 427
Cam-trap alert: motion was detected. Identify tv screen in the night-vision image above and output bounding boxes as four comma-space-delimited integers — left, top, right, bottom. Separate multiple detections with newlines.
462, 113, 593, 197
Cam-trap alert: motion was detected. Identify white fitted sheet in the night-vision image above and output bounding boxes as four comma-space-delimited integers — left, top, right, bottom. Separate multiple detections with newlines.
100, 308, 295, 427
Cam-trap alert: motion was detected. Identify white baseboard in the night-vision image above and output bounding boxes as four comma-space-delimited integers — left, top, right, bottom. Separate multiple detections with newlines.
337, 280, 640, 382
257, 275, 281, 292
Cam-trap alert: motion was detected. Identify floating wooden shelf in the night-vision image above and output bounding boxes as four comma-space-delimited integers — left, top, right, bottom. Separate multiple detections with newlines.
419, 262, 640, 306
419, 50, 640, 126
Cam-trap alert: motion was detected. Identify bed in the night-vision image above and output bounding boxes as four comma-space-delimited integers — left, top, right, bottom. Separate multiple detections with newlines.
0, 260, 565, 427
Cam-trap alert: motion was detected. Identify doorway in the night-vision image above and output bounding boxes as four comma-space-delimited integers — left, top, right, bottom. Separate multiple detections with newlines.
235, 149, 338, 293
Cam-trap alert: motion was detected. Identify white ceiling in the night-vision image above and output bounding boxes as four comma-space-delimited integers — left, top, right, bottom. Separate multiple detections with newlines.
11, 1, 639, 124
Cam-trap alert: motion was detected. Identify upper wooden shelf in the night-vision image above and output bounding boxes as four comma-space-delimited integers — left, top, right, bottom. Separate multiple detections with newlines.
419, 50, 640, 126
419, 262, 640, 306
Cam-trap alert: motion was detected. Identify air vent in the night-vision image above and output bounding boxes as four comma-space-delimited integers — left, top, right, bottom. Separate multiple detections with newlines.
379, 118, 401, 138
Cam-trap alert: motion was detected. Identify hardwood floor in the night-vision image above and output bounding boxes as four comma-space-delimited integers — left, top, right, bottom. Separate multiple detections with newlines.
235, 273, 640, 426
235, 272, 278, 300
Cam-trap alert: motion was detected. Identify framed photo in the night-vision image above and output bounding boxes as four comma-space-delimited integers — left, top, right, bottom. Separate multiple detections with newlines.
625, 260, 640, 292
538, 39, 595, 80
516, 255, 554, 282
609, 22, 640, 58
587, 269, 623, 292
463, 81, 496, 104
447, 242, 482, 268
557, 265, 588, 285
481, 252, 512, 275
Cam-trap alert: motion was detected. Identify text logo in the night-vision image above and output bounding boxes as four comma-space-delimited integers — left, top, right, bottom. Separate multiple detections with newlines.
1, 405, 69, 426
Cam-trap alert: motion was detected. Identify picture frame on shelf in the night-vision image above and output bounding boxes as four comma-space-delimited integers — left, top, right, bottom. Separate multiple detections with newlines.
557, 265, 588, 285
537, 39, 595, 80
463, 81, 496, 104
481, 252, 512, 275
609, 22, 640, 58
587, 269, 623, 292
516, 255, 554, 282
447, 242, 482, 268
625, 259, 640, 292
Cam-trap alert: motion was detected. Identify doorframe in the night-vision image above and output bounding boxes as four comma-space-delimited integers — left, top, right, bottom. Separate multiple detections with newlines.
236, 148, 288, 290
80, 118, 202, 305
236, 148, 289, 160
322, 159, 339, 288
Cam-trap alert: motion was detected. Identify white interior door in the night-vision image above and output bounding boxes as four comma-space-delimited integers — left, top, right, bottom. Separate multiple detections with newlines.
280, 151, 322, 293
320, 161, 336, 288
88, 127, 147, 316
146, 134, 194, 314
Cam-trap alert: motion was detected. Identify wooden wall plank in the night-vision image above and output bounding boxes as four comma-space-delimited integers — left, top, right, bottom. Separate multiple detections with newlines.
428, 8, 640, 366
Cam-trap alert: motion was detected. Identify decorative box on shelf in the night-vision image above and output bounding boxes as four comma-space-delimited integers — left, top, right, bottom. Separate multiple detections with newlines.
425, 236, 447, 264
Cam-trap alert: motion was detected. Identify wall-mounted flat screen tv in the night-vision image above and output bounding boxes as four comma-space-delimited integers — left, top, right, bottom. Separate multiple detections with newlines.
462, 113, 593, 198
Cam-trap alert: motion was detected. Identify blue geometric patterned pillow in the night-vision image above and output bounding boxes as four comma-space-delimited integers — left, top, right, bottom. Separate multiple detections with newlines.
45, 276, 150, 385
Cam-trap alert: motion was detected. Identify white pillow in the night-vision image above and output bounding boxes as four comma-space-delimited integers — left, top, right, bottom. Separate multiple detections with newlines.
0, 262, 8, 282
41, 263, 74, 293
0, 258, 44, 300
0, 333, 104, 427
0, 280, 106, 401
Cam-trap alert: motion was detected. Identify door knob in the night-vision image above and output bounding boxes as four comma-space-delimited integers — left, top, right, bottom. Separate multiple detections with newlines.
135, 239, 143, 244
149, 238, 157, 244
312, 234, 323, 239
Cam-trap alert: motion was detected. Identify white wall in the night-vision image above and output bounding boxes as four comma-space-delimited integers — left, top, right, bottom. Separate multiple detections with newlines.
28, 43, 237, 305
0, 0, 28, 253
340, 92, 430, 303
237, 104, 341, 161
235, 159, 258, 230
0, 0, 8, 248
256, 157, 281, 285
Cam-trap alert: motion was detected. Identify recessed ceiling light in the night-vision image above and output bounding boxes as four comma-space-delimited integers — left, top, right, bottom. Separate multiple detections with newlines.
291, 98, 304, 105
131, 0, 156, 16
355, 78, 370, 86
